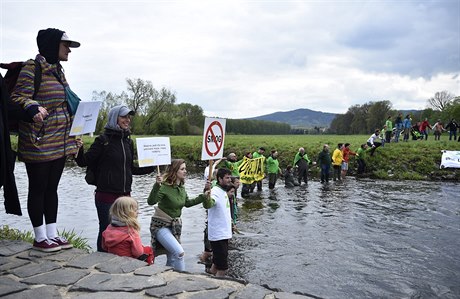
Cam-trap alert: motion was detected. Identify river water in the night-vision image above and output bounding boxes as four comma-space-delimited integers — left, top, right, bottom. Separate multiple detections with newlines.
1, 163, 459, 298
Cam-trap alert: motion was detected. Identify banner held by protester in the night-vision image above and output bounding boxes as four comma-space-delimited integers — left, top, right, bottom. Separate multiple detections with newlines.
238, 156, 265, 184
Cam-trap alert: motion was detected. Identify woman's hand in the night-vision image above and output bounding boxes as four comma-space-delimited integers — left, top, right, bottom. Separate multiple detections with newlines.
75, 138, 83, 149
33, 106, 48, 123
204, 180, 211, 191
155, 175, 163, 184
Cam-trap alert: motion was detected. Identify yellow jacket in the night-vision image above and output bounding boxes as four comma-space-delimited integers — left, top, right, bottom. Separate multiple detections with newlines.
332, 148, 343, 166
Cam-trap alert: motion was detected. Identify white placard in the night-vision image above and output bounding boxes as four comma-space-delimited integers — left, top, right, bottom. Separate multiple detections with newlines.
70, 101, 102, 136
136, 137, 171, 167
440, 150, 460, 169
201, 117, 226, 160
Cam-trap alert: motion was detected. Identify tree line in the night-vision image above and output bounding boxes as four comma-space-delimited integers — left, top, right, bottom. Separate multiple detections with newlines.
328, 91, 460, 135
92, 78, 458, 136
91, 78, 290, 135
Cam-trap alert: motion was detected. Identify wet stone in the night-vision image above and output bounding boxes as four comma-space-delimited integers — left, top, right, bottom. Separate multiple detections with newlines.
0, 256, 29, 272
70, 273, 166, 292
275, 292, 316, 299
10, 260, 61, 278
37, 248, 86, 262
145, 276, 220, 297
0, 276, 29, 297
70, 291, 145, 299
134, 264, 172, 276
0, 240, 31, 257
2, 285, 62, 299
234, 283, 272, 299
96, 255, 148, 274
185, 287, 237, 299
66, 251, 116, 269
22, 268, 90, 286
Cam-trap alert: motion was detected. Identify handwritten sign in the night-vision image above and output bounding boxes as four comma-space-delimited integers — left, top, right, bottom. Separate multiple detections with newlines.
70, 101, 102, 136
136, 137, 171, 167
201, 117, 226, 160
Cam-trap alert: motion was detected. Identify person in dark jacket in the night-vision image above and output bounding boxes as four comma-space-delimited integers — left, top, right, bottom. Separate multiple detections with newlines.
445, 118, 458, 141
317, 144, 332, 183
76, 105, 154, 252
0, 73, 21, 216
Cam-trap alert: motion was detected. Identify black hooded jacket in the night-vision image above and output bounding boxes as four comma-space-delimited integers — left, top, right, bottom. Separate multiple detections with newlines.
75, 129, 153, 194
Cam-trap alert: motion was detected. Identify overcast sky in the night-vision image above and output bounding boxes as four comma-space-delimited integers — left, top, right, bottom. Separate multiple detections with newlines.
1, 0, 459, 119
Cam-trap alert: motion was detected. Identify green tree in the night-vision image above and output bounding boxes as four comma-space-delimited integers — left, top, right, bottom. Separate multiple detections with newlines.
366, 101, 392, 132
122, 78, 156, 115
144, 87, 177, 128
91, 90, 121, 134
176, 103, 205, 127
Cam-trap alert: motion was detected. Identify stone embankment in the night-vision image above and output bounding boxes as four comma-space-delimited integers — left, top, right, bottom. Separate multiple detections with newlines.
0, 240, 315, 299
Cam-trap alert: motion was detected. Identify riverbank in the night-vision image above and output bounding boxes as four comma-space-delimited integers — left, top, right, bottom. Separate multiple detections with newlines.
0, 239, 316, 299
56, 134, 460, 181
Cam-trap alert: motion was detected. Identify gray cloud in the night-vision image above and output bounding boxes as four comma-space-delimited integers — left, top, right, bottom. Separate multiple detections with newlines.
1, 1, 458, 119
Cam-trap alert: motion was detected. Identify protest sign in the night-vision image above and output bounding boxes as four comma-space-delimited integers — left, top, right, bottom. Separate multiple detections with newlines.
201, 117, 226, 160
136, 137, 171, 167
70, 101, 102, 136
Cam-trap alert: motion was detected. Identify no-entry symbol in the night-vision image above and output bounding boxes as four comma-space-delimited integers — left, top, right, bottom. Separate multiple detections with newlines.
201, 117, 226, 160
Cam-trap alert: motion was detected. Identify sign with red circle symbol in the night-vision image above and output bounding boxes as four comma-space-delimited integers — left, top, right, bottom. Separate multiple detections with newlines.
201, 117, 227, 160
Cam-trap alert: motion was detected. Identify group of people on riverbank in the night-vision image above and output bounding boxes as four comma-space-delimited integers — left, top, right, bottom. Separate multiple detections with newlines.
384, 113, 459, 143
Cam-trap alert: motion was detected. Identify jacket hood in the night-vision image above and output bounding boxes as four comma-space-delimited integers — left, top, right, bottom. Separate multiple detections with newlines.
37, 28, 64, 64
102, 225, 131, 248
105, 105, 133, 132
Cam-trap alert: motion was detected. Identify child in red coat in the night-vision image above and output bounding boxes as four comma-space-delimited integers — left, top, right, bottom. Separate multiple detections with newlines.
102, 196, 154, 264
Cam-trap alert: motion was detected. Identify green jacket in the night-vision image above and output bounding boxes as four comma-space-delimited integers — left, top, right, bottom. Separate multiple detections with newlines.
147, 183, 207, 218
385, 119, 393, 131
224, 160, 243, 177
356, 147, 366, 160
266, 156, 281, 174
293, 152, 310, 167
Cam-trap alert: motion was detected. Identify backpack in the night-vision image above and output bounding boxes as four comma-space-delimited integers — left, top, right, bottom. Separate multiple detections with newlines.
0, 59, 42, 133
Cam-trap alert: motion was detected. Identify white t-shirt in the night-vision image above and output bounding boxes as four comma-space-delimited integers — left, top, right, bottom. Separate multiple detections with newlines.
367, 133, 378, 145
208, 185, 232, 241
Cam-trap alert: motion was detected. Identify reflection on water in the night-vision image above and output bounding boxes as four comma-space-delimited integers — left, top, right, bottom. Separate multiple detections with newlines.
1, 163, 459, 298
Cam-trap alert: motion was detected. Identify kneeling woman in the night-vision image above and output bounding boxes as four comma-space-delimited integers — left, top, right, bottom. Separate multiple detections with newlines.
148, 159, 210, 271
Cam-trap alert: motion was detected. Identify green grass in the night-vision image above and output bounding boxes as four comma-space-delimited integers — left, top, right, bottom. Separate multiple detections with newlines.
0, 225, 92, 252
11, 134, 460, 181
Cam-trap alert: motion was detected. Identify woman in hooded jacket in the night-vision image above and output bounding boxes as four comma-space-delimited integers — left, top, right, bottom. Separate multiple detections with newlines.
11, 28, 80, 252
76, 105, 154, 252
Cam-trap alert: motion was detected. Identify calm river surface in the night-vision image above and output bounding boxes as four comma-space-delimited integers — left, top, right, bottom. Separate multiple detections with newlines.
2, 162, 459, 298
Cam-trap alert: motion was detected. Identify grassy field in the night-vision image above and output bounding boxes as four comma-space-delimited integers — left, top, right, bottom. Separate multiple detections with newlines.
60, 134, 460, 181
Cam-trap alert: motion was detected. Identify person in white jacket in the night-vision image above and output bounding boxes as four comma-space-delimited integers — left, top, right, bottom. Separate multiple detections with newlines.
203, 168, 232, 277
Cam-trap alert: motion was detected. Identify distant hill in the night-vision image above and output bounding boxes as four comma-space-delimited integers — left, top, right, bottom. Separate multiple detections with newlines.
247, 108, 337, 128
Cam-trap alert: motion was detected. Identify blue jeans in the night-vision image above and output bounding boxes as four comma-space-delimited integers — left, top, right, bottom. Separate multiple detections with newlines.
449, 131, 457, 141
156, 227, 185, 271
395, 124, 403, 142
321, 164, 330, 182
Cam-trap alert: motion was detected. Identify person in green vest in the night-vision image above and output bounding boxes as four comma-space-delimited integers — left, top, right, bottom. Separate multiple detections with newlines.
385, 116, 393, 143
223, 153, 243, 177
251, 147, 266, 192
293, 147, 311, 185
356, 143, 369, 174
266, 150, 282, 189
